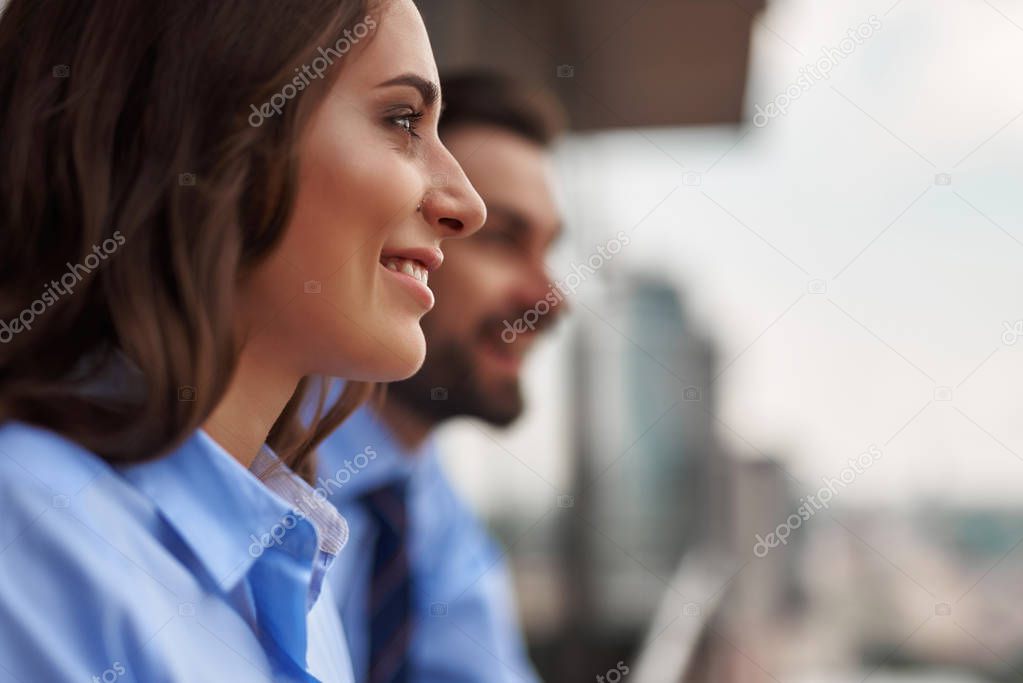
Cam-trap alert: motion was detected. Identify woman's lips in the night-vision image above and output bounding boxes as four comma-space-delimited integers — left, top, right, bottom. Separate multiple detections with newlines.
380, 257, 435, 309
381, 256, 429, 284
379, 246, 443, 272
377, 246, 442, 311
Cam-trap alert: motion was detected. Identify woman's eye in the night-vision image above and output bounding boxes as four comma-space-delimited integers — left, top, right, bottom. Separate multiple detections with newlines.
391, 111, 423, 138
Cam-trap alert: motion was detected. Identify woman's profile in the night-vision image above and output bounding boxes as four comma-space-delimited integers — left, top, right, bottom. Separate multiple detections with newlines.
0, 0, 484, 680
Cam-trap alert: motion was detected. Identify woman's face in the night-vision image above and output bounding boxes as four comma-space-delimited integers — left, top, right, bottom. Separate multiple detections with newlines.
241, 0, 486, 382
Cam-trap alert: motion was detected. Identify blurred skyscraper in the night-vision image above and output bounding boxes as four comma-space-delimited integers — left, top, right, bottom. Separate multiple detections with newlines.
552, 273, 726, 676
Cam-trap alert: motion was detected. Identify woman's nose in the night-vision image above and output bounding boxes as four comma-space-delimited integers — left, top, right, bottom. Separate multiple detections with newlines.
419, 159, 487, 239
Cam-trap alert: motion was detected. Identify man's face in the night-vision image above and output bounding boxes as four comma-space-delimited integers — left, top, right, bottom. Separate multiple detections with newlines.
387, 123, 563, 426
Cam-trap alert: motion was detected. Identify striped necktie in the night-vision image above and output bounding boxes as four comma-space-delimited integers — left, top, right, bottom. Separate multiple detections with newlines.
362, 481, 413, 683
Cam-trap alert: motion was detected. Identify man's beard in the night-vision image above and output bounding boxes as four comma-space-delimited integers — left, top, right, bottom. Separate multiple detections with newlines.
386, 335, 524, 428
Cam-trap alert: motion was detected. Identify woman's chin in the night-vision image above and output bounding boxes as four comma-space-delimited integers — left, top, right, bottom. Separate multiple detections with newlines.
383, 351, 426, 382
353, 329, 426, 382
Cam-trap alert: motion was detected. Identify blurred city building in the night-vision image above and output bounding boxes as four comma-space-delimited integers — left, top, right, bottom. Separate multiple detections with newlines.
420, 0, 1023, 681
556, 274, 724, 677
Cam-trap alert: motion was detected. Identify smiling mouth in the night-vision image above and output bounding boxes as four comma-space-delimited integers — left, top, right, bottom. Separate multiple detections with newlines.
478, 319, 537, 371
380, 256, 429, 285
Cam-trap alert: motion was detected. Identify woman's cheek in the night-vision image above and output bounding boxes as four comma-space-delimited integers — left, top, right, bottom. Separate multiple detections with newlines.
346, 136, 424, 210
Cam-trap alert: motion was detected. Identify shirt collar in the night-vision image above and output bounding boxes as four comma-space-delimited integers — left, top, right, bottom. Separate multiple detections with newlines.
249, 445, 348, 558
314, 405, 436, 501
121, 430, 304, 591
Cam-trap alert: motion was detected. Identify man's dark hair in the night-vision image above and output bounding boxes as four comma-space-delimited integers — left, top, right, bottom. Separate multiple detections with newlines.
439, 70, 567, 147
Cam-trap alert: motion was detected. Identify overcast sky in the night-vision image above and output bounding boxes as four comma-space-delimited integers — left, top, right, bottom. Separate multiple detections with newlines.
445, 0, 1023, 510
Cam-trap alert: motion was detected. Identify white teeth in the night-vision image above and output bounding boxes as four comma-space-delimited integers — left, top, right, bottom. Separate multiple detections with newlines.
382, 257, 428, 285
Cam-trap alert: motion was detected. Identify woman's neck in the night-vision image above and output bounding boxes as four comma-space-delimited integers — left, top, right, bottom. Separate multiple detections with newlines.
203, 337, 301, 469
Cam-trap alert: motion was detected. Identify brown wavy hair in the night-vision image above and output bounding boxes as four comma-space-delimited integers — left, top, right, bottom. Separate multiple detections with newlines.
0, 0, 380, 478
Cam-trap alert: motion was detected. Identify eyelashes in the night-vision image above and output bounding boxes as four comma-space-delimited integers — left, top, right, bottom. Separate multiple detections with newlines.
389, 110, 424, 139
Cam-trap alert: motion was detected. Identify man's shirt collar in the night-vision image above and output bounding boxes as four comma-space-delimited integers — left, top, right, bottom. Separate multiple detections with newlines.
315, 406, 436, 502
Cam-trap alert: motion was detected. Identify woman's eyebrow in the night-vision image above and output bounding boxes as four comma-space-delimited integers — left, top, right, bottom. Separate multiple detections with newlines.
376, 73, 440, 107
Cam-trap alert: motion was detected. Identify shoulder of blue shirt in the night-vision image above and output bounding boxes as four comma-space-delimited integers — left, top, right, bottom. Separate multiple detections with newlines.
0, 422, 195, 677
0, 420, 332, 681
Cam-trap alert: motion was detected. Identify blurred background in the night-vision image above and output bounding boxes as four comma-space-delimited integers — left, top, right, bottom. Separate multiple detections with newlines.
417, 0, 1023, 681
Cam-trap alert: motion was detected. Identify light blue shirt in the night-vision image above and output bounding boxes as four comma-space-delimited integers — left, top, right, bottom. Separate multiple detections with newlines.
0, 420, 354, 683
316, 407, 540, 683
248, 445, 355, 683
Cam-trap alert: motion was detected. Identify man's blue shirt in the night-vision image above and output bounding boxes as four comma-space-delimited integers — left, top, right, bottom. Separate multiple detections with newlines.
316, 407, 540, 683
